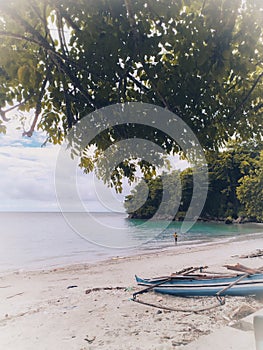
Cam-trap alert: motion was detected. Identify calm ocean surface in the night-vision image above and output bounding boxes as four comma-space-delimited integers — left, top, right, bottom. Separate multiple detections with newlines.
0, 212, 262, 273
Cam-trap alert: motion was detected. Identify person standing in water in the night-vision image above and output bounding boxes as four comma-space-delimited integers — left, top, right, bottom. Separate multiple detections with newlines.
173, 232, 178, 245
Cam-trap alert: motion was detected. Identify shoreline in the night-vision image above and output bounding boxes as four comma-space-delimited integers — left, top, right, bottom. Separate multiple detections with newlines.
128, 213, 263, 225
1, 212, 262, 276
1, 235, 263, 349
1, 229, 263, 277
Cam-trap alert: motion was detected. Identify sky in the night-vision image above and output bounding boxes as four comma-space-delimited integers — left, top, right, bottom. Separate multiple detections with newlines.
0, 112, 188, 212
0, 113, 129, 212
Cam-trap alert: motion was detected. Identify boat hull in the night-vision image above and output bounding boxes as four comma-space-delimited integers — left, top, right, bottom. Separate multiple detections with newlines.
135, 274, 263, 297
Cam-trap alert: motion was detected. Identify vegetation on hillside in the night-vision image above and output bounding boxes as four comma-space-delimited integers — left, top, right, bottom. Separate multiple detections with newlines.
124, 142, 263, 222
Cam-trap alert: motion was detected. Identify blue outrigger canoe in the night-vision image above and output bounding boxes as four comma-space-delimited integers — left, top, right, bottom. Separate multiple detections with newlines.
135, 272, 263, 297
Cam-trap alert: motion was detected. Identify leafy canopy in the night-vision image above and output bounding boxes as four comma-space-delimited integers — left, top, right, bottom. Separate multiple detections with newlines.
0, 0, 262, 187
237, 151, 263, 221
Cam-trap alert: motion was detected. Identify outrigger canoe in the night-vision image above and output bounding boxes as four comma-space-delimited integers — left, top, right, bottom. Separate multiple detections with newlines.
135, 265, 263, 297
135, 273, 263, 296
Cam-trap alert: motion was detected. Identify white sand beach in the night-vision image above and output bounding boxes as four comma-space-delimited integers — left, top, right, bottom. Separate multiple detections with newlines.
1, 236, 263, 350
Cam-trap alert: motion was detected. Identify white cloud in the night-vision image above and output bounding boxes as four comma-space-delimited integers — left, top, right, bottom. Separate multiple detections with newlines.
0, 114, 127, 212
0, 146, 56, 211
0, 144, 127, 212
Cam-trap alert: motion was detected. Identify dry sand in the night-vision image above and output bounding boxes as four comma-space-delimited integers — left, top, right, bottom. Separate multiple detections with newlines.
1, 235, 263, 350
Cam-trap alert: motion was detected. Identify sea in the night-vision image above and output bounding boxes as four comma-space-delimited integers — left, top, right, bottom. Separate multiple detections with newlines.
0, 212, 262, 274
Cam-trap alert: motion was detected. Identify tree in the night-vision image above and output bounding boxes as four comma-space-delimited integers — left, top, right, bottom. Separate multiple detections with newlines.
125, 142, 263, 221
124, 170, 181, 219
237, 151, 263, 221
204, 141, 261, 218
0, 0, 262, 187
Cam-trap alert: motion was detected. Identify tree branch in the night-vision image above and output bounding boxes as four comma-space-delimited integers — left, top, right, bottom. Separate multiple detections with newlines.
124, 0, 171, 109
228, 72, 263, 120
0, 31, 95, 111
29, 0, 45, 24
226, 78, 243, 93
0, 95, 36, 122
2, 6, 53, 52
16, 11, 95, 107
52, 0, 81, 32
42, 2, 50, 40
124, 0, 140, 47
243, 102, 263, 116
60, 19, 69, 55
127, 73, 150, 92
1, 7, 96, 112
0, 31, 41, 46
50, 53, 96, 108
56, 9, 68, 56
200, 0, 207, 15
142, 62, 172, 109
253, 102, 263, 113
23, 70, 50, 137
62, 78, 75, 129
0, 109, 10, 122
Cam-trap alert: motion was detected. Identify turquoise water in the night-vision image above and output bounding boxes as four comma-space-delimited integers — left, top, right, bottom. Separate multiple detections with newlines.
127, 218, 263, 249
0, 212, 262, 273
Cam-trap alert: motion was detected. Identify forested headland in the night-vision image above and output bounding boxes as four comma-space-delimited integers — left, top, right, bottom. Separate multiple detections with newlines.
125, 141, 263, 223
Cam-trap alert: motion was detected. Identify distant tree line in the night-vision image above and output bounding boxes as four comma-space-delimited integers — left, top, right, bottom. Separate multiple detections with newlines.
124, 141, 263, 223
